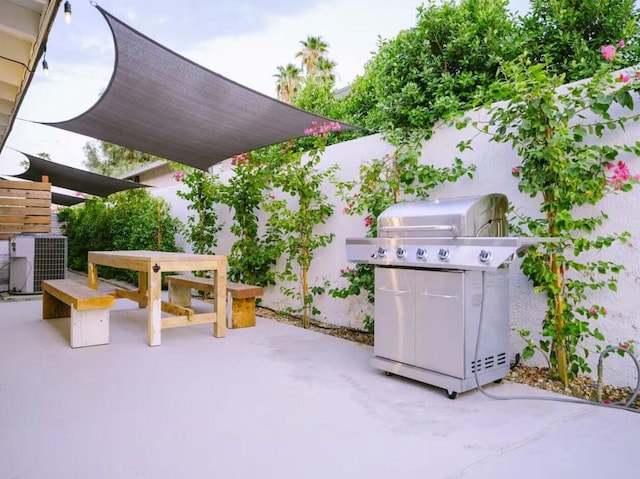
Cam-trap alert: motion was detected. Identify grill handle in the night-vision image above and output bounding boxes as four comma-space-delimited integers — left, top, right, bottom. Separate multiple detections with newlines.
419, 292, 457, 299
378, 286, 410, 295
379, 224, 455, 233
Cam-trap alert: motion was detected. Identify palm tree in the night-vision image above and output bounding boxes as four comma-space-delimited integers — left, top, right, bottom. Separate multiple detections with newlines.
314, 57, 337, 84
295, 35, 329, 77
274, 63, 302, 103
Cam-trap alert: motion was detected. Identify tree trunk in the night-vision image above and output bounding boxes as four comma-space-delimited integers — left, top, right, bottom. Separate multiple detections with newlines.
157, 202, 162, 249
543, 126, 569, 386
546, 204, 569, 387
300, 198, 310, 329
302, 264, 309, 329
551, 250, 569, 386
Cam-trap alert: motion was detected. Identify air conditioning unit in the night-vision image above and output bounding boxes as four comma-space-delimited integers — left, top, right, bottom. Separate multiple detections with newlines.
9, 235, 67, 294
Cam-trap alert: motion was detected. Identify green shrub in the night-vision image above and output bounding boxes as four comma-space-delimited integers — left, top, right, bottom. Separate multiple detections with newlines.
519, 0, 640, 82
343, 0, 519, 138
58, 189, 182, 284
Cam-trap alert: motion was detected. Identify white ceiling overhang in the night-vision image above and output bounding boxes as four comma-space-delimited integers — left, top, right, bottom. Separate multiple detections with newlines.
0, 0, 61, 151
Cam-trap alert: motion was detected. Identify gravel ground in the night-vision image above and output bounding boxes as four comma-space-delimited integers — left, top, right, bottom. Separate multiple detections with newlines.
257, 306, 374, 346
506, 364, 639, 409
258, 307, 639, 409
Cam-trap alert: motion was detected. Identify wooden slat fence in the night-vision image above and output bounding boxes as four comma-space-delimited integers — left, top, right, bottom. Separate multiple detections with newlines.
0, 179, 52, 240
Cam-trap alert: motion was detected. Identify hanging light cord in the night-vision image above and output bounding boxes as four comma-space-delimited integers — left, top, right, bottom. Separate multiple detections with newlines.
1, 2, 74, 73
41, 47, 48, 75
0, 55, 33, 72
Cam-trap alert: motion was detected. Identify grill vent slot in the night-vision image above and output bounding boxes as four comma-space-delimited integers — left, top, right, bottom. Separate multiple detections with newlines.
470, 352, 507, 373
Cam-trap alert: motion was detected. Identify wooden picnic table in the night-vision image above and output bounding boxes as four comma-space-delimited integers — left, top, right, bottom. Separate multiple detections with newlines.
87, 250, 227, 346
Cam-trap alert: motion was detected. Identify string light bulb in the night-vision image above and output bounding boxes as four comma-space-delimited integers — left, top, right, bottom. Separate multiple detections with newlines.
42, 46, 49, 76
64, 1, 72, 24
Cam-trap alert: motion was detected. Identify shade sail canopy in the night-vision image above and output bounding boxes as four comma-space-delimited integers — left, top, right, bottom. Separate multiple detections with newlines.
52, 192, 85, 207
42, 6, 360, 171
15, 153, 148, 197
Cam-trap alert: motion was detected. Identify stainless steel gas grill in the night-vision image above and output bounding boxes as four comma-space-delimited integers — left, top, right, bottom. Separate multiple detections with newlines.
345, 194, 543, 399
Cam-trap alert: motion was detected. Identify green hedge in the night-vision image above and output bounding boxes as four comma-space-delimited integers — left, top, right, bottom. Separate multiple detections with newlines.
58, 189, 182, 284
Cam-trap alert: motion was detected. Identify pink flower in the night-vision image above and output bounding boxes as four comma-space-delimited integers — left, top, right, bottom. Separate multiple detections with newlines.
617, 40, 626, 48
619, 73, 631, 83
304, 120, 342, 137
589, 307, 598, 315
364, 216, 373, 228
606, 160, 634, 189
343, 206, 350, 214
511, 167, 521, 177
173, 170, 185, 182
231, 153, 250, 166
601, 44, 617, 60
620, 342, 629, 350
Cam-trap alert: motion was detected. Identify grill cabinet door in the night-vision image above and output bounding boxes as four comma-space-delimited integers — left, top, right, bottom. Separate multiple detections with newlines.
374, 267, 415, 364
414, 270, 465, 377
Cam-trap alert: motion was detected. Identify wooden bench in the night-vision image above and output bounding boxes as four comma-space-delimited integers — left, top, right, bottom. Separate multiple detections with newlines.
166, 275, 263, 328
42, 279, 115, 348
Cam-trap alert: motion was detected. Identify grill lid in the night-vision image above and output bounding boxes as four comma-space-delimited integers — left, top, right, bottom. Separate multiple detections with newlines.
377, 194, 508, 238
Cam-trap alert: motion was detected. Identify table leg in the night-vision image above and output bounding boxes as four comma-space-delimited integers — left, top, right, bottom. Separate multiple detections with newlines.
138, 271, 148, 308
88, 262, 98, 289
214, 264, 227, 338
147, 266, 162, 346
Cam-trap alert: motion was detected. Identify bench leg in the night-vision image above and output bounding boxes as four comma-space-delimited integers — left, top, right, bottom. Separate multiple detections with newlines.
70, 308, 110, 348
42, 291, 70, 319
230, 297, 256, 328
168, 283, 192, 307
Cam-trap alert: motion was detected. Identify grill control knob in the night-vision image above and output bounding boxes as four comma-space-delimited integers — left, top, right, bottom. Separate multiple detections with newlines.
438, 248, 450, 261
374, 246, 388, 259
479, 250, 492, 263
396, 247, 407, 259
416, 248, 427, 261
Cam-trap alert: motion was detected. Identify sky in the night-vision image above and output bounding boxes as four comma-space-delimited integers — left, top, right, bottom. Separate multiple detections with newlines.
0, 0, 532, 174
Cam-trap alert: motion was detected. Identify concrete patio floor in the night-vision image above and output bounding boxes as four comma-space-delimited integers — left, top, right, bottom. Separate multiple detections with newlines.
0, 290, 637, 479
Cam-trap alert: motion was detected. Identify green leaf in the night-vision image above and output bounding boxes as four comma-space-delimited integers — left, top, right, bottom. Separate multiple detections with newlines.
522, 345, 535, 361
591, 102, 610, 116
615, 90, 634, 110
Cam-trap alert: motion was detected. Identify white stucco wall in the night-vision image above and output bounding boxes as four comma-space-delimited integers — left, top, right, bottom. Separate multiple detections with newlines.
154, 106, 640, 387
138, 163, 177, 188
